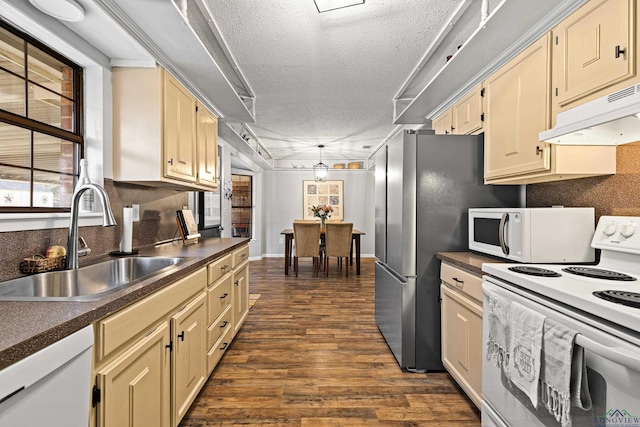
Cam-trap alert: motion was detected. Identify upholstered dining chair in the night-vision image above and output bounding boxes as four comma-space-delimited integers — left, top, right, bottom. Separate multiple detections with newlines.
324, 222, 353, 277
325, 219, 342, 223
293, 222, 322, 277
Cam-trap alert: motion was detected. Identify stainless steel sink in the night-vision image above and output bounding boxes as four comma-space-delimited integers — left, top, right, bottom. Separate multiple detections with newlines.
0, 257, 184, 301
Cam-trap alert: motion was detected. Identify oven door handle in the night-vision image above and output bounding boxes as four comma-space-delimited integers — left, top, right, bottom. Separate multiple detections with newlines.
576, 334, 640, 372
499, 213, 510, 255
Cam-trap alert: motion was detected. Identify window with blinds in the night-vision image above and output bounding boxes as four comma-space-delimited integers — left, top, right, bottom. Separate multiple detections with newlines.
0, 20, 83, 212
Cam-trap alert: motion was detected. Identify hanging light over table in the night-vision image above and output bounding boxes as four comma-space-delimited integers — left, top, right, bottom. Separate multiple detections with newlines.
313, 145, 329, 182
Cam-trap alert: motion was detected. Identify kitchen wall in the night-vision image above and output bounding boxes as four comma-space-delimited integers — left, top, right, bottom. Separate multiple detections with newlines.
261, 169, 375, 257
0, 180, 187, 282
527, 142, 640, 218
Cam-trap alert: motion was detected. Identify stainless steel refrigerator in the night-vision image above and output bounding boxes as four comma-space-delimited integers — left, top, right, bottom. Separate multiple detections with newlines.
374, 129, 520, 371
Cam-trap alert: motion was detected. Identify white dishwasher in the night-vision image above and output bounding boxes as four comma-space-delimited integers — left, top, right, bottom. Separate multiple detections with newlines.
0, 325, 93, 427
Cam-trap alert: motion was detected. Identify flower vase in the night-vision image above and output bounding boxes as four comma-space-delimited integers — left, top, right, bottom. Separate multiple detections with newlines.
320, 218, 326, 229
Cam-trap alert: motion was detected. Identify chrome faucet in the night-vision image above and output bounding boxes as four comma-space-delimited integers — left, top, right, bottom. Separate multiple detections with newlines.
65, 181, 117, 270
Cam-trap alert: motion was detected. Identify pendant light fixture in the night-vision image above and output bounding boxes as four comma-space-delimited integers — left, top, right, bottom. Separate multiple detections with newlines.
313, 145, 329, 182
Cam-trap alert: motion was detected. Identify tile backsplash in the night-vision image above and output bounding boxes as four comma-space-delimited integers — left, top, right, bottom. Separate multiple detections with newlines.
527, 142, 640, 219
0, 179, 188, 282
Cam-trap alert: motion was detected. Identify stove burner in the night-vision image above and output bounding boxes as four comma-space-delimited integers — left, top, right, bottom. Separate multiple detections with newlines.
562, 267, 637, 281
593, 290, 640, 308
508, 266, 561, 277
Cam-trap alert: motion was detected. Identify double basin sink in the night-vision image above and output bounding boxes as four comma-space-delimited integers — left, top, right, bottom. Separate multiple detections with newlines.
0, 256, 185, 301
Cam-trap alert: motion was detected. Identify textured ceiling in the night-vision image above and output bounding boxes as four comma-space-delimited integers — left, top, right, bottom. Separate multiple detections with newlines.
205, 0, 461, 163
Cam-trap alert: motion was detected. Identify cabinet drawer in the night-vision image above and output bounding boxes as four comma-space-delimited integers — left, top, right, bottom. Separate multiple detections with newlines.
96, 268, 206, 361
208, 254, 232, 285
440, 262, 483, 303
207, 274, 233, 324
207, 322, 234, 374
207, 305, 232, 349
232, 245, 249, 268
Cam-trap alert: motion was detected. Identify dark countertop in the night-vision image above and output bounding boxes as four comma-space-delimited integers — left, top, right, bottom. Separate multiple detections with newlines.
0, 237, 249, 371
436, 251, 507, 276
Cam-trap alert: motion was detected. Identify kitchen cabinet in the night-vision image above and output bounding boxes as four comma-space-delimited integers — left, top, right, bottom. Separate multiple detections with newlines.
483, 33, 616, 184
112, 66, 218, 191
205, 253, 234, 374
232, 245, 250, 334
92, 268, 207, 427
440, 262, 483, 409
451, 84, 483, 135
432, 109, 453, 135
171, 293, 206, 426
432, 84, 483, 136
552, 0, 636, 118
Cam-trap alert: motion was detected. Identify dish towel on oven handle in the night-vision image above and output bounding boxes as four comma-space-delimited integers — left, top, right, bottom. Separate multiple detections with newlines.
540, 318, 592, 427
507, 300, 545, 408
485, 287, 511, 372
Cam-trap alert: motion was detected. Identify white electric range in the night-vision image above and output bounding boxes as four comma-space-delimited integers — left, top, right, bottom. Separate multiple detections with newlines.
481, 215, 640, 427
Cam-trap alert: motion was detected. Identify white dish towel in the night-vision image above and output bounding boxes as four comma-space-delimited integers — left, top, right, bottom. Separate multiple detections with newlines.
485, 287, 511, 372
508, 301, 546, 408
541, 318, 592, 426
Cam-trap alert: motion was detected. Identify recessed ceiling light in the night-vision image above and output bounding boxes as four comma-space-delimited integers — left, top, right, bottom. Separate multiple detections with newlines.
29, 0, 85, 22
314, 0, 365, 13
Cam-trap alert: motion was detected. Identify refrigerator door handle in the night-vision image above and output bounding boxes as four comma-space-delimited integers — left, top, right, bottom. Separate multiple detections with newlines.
377, 261, 413, 282
499, 213, 510, 255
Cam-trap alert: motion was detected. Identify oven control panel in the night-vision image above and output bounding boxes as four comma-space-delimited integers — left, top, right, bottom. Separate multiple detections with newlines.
592, 215, 640, 254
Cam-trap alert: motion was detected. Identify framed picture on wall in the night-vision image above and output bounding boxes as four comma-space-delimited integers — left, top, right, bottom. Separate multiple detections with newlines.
302, 180, 344, 221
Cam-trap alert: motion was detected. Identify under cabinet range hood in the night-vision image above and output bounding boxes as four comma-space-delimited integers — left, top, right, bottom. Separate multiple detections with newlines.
540, 83, 640, 145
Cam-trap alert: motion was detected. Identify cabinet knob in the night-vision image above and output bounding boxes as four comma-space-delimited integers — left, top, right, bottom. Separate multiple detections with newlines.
616, 45, 626, 59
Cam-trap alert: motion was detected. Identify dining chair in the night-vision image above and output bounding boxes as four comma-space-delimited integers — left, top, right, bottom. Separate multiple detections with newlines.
293, 222, 321, 277
325, 219, 342, 223
324, 222, 353, 277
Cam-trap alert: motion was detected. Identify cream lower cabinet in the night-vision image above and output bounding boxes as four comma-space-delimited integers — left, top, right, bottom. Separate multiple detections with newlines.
92, 268, 207, 427
171, 293, 207, 426
206, 253, 234, 374
440, 262, 483, 409
232, 245, 250, 334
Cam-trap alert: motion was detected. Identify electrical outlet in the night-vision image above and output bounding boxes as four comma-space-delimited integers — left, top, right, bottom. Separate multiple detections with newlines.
279, 236, 284, 244
132, 204, 140, 222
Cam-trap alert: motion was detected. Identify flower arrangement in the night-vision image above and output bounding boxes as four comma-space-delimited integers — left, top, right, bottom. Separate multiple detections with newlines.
311, 204, 333, 226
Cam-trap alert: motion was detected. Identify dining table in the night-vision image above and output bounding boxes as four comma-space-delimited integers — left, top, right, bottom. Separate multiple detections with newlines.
280, 228, 365, 275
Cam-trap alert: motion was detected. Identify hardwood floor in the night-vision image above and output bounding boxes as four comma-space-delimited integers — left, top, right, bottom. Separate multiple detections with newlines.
180, 258, 481, 426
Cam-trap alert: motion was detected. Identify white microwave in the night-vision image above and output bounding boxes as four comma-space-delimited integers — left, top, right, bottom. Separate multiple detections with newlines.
468, 207, 595, 263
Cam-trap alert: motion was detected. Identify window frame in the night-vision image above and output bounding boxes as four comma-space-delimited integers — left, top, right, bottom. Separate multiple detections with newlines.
0, 18, 84, 213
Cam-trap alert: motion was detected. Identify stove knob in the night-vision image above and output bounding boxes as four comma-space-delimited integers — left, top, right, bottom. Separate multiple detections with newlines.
620, 224, 636, 238
603, 223, 618, 236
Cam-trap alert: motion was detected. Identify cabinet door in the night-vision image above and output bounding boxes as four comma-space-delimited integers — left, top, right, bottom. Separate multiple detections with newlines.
432, 109, 452, 135
484, 34, 552, 180
197, 104, 219, 188
96, 322, 171, 427
554, 0, 634, 109
452, 84, 483, 135
172, 293, 207, 426
163, 72, 197, 183
441, 284, 482, 408
233, 262, 249, 334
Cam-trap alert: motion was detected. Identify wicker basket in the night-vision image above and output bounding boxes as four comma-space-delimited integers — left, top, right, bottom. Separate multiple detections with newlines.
20, 255, 66, 274
347, 162, 362, 169
333, 163, 345, 169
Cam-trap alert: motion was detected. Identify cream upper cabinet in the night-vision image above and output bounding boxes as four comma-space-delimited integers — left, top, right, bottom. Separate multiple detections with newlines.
553, 0, 635, 114
96, 322, 171, 427
196, 103, 219, 189
432, 109, 452, 135
172, 293, 207, 427
484, 34, 552, 181
112, 67, 218, 191
451, 84, 483, 135
163, 72, 197, 183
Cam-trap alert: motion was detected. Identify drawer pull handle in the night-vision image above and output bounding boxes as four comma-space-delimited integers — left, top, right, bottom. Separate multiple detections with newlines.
615, 45, 626, 58
452, 277, 464, 287
221, 264, 230, 271
178, 331, 185, 341
179, 160, 187, 165
234, 280, 239, 286
220, 321, 228, 329
241, 253, 247, 259
220, 293, 229, 299
220, 342, 229, 351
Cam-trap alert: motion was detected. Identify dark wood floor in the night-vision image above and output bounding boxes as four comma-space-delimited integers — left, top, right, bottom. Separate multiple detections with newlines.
180, 257, 481, 426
